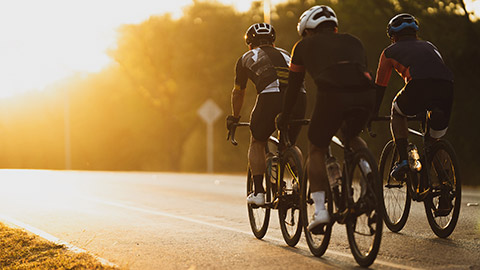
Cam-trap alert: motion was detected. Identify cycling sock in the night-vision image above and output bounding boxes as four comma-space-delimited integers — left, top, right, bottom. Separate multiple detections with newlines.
311, 191, 326, 214
253, 175, 265, 195
395, 138, 408, 161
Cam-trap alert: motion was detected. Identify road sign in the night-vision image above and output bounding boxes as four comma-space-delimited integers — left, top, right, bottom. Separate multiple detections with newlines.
197, 99, 223, 173
197, 99, 222, 125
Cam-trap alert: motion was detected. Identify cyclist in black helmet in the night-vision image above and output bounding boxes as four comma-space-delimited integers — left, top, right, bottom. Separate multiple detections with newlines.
226, 23, 306, 206
277, 6, 375, 230
374, 14, 454, 186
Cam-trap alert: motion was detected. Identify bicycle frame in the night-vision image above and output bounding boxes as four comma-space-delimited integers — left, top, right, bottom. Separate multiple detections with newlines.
370, 115, 434, 202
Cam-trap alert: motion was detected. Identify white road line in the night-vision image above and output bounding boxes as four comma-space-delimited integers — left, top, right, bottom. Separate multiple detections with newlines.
0, 214, 118, 268
90, 198, 423, 270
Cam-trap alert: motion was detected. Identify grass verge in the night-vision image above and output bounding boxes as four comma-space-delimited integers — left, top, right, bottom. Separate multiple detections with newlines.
0, 222, 118, 270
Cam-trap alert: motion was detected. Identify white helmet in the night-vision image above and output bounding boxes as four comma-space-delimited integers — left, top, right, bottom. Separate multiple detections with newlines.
297, 5, 338, 36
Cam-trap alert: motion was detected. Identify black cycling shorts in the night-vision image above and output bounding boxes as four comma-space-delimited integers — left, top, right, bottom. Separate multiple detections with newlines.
393, 79, 453, 133
308, 89, 375, 148
250, 92, 306, 142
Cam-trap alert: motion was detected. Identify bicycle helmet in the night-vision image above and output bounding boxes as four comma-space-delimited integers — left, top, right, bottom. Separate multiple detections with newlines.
297, 5, 338, 36
244, 23, 276, 46
387, 13, 419, 38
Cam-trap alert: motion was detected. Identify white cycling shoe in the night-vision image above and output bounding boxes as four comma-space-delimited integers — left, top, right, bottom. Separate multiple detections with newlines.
247, 193, 265, 206
307, 209, 330, 231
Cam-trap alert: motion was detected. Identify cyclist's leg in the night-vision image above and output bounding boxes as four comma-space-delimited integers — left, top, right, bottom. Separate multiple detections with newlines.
307, 92, 343, 229
340, 89, 375, 151
390, 81, 424, 178
425, 80, 453, 188
249, 93, 282, 203
426, 80, 454, 141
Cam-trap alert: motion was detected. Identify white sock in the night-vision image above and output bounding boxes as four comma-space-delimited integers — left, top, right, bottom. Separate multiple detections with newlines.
311, 191, 326, 214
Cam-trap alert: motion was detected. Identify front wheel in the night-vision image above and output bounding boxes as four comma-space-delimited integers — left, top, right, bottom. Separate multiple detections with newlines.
301, 157, 332, 257
424, 140, 461, 238
247, 167, 271, 239
379, 140, 411, 232
345, 148, 383, 267
278, 146, 303, 247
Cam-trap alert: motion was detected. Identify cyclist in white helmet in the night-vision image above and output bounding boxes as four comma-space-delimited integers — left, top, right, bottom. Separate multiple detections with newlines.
277, 6, 375, 230
227, 23, 306, 206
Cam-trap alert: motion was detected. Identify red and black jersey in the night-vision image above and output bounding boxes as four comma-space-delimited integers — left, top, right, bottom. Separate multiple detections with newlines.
375, 37, 454, 87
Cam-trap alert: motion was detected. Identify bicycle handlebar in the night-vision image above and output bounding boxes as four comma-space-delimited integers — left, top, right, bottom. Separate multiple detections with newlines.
227, 119, 311, 146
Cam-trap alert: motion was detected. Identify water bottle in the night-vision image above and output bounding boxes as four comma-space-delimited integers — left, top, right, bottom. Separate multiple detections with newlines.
326, 156, 342, 188
407, 144, 422, 171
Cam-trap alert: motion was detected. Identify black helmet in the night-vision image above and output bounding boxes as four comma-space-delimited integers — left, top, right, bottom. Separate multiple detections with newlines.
244, 23, 276, 46
387, 13, 419, 38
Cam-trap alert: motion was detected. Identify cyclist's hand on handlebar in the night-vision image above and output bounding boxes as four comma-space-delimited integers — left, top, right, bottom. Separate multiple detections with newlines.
275, 112, 290, 131
226, 115, 240, 131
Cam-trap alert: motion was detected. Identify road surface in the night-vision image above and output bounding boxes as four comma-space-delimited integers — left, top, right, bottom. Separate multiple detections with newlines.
0, 170, 479, 269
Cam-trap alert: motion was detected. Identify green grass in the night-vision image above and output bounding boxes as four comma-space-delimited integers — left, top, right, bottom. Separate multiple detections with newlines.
0, 222, 119, 270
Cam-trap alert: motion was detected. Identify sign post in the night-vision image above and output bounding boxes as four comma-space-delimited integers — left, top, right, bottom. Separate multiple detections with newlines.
197, 99, 222, 173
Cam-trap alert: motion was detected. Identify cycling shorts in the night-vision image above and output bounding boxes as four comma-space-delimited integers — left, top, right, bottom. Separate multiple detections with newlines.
250, 92, 306, 142
308, 88, 375, 148
393, 79, 453, 137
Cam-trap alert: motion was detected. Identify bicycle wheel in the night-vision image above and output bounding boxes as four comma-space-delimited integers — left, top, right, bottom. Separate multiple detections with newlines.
278, 146, 303, 247
247, 166, 271, 239
379, 140, 411, 232
424, 139, 461, 238
301, 158, 332, 257
345, 148, 383, 267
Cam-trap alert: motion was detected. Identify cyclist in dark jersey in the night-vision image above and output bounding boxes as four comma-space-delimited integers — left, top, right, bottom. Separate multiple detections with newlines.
226, 23, 306, 206
277, 6, 375, 230
374, 14, 454, 183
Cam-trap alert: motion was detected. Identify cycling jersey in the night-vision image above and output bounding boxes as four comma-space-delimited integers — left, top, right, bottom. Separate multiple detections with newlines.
375, 37, 454, 87
235, 46, 305, 94
289, 31, 373, 92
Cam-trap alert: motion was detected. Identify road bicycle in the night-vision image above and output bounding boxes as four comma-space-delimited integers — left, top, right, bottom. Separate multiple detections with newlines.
228, 120, 308, 246
300, 113, 383, 267
372, 114, 461, 238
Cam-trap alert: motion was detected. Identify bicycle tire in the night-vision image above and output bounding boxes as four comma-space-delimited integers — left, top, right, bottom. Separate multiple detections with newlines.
301, 157, 332, 257
278, 146, 303, 247
379, 140, 411, 232
247, 167, 271, 239
423, 139, 461, 238
345, 148, 383, 267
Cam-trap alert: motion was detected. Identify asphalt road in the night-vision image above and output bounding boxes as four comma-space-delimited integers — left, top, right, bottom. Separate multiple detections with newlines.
0, 170, 479, 269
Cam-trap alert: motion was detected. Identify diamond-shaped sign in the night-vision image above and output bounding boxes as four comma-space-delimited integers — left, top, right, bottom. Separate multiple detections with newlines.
197, 99, 223, 124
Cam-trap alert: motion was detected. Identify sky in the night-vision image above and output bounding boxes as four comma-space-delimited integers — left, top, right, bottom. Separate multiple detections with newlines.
0, 0, 478, 98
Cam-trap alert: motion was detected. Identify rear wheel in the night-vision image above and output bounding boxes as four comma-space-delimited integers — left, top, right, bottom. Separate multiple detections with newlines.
247, 166, 271, 239
301, 158, 332, 256
346, 148, 383, 267
424, 140, 461, 238
278, 146, 303, 247
379, 140, 411, 232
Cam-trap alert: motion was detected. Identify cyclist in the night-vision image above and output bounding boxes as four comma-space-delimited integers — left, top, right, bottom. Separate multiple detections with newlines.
227, 23, 306, 206
277, 6, 375, 230
374, 14, 454, 184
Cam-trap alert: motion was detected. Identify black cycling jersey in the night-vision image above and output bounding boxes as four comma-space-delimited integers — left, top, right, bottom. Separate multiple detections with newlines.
235, 46, 293, 94
289, 31, 372, 91
376, 37, 454, 87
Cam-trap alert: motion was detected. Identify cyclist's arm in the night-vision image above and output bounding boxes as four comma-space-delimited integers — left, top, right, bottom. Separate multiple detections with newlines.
231, 85, 245, 117
283, 41, 306, 116
232, 57, 248, 117
374, 50, 393, 115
